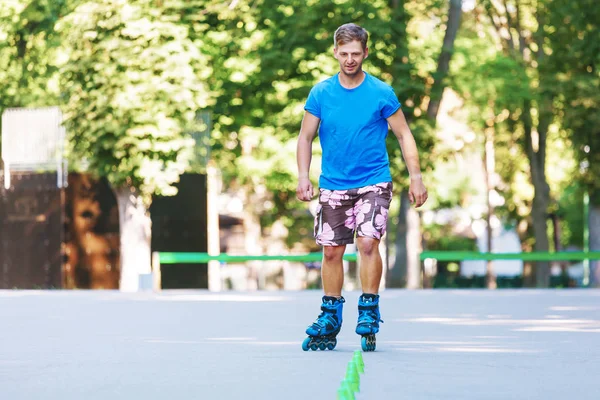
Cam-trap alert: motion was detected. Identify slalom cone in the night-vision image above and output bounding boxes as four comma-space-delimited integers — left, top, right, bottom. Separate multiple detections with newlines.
353, 350, 364, 374
337, 380, 355, 400
345, 362, 360, 392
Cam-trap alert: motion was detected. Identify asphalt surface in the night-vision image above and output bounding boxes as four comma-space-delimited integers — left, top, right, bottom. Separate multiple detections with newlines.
1, 289, 599, 400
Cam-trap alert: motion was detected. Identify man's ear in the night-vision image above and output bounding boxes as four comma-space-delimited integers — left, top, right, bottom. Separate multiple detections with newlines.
364, 47, 369, 59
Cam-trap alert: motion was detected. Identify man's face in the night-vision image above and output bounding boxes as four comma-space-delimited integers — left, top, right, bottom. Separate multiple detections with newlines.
334, 40, 368, 77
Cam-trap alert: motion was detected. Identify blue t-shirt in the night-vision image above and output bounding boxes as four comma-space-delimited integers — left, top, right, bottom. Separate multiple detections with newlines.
304, 72, 401, 190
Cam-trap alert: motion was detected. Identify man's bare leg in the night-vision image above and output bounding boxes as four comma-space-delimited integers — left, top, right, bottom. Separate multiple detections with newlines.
356, 237, 382, 294
355, 237, 383, 351
322, 245, 346, 297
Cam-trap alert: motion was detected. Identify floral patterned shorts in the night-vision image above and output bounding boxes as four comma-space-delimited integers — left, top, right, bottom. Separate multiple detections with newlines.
314, 182, 393, 246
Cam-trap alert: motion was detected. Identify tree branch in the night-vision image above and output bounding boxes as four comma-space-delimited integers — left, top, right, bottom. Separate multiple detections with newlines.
426, 0, 462, 120
483, 0, 512, 54
502, 0, 517, 52
514, 1, 528, 58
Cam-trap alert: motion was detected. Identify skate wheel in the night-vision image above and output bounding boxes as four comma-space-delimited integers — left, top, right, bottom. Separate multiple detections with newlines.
310, 343, 318, 351
361, 336, 368, 351
328, 337, 337, 350
302, 337, 311, 351
361, 335, 376, 352
318, 342, 326, 350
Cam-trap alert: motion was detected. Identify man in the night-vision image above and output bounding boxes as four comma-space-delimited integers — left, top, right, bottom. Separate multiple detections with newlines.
296, 23, 428, 352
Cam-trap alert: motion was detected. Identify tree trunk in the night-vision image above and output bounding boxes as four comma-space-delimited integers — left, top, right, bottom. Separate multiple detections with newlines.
589, 197, 600, 287
483, 128, 497, 289
530, 162, 551, 288
549, 213, 561, 251
386, 0, 461, 290
529, 4, 552, 287
243, 206, 262, 290
427, 0, 463, 120
523, 101, 551, 287
206, 163, 222, 291
115, 186, 152, 292
406, 198, 421, 289
550, 212, 566, 275
388, 190, 421, 288
388, 192, 408, 288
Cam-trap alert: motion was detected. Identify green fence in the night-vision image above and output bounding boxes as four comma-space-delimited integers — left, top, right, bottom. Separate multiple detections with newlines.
157, 252, 357, 264
156, 251, 600, 264
420, 251, 600, 289
152, 251, 599, 290
157, 251, 600, 264
419, 251, 600, 262
151, 251, 358, 291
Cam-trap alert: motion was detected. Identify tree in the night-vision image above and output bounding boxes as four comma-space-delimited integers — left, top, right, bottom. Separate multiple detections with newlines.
546, 0, 600, 285
201, 0, 444, 290
197, 0, 440, 256
0, 0, 71, 148
452, 19, 533, 286
457, 0, 555, 286
57, 0, 212, 291
385, 0, 460, 288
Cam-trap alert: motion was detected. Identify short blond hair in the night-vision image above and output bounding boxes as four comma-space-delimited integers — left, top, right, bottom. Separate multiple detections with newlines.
334, 23, 368, 50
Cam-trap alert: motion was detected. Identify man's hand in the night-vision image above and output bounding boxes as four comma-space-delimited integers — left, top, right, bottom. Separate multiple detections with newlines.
409, 176, 428, 208
296, 177, 314, 201
296, 112, 319, 202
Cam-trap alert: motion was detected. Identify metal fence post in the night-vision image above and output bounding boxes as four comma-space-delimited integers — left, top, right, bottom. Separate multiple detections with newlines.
152, 251, 162, 292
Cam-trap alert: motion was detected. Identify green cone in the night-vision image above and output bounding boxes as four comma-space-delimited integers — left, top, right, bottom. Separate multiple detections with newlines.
346, 361, 359, 379
353, 351, 365, 374
345, 363, 360, 392
338, 380, 355, 400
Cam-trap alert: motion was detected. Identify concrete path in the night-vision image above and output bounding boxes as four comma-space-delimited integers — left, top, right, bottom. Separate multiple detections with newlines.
1, 289, 599, 399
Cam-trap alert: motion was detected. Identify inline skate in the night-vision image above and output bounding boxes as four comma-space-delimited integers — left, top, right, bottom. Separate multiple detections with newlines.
302, 296, 345, 351
355, 293, 383, 352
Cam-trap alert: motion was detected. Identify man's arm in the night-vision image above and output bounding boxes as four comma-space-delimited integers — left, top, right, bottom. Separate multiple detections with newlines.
296, 111, 320, 201
387, 109, 428, 208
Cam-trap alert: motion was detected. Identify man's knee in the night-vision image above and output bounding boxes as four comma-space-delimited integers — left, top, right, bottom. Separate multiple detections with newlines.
357, 238, 380, 257
323, 246, 345, 263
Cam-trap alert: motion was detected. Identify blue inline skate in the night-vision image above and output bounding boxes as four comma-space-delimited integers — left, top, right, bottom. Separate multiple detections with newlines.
356, 293, 383, 352
302, 296, 345, 351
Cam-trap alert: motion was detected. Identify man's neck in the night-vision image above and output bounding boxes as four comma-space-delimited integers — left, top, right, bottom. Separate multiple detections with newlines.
338, 70, 366, 89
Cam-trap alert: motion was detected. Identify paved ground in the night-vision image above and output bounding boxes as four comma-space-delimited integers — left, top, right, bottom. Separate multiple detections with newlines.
1, 289, 599, 400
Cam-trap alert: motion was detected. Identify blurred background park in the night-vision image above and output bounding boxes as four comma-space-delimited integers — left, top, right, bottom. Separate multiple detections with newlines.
0, 0, 598, 292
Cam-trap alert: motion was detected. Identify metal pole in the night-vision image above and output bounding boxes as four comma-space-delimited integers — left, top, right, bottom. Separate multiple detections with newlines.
583, 190, 590, 287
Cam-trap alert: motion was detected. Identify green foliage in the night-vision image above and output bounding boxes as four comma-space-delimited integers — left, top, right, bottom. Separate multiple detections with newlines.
0, 0, 69, 139
556, 182, 585, 248
451, 13, 532, 127
424, 222, 477, 282
546, 0, 600, 198
57, 0, 211, 200
1, 0, 595, 255
423, 223, 477, 252
450, 16, 531, 225
0, 0, 439, 247
192, 0, 437, 238
448, 0, 596, 253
